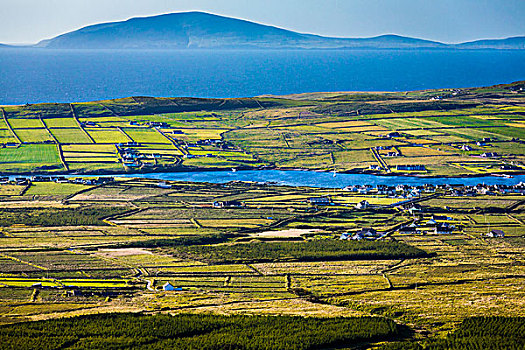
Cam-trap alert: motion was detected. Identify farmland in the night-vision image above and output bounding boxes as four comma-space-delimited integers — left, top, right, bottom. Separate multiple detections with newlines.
0, 81, 524, 348
0, 81, 523, 176
0, 175, 523, 348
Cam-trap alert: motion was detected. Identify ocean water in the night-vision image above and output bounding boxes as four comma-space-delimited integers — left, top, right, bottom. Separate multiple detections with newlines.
19, 170, 525, 188
0, 48, 524, 104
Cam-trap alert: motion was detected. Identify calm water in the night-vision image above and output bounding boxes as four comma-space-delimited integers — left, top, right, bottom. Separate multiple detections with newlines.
0, 49, 524, 104
90, 170, 525, 188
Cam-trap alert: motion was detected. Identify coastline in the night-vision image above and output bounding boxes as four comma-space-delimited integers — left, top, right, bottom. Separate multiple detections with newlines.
3, 164, 524, 179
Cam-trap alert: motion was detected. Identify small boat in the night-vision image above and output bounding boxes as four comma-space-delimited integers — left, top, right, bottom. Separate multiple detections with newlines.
333, 169, 337, 177
491, 173, 513, 178
231, 168, 237, 172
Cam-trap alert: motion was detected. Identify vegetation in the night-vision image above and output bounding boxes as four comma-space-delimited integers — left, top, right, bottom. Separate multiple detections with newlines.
383, 317, 525, 349
0, 313, 405, 350
0, 81, 523, 346
0, 81, 523, 176
0, 206, 129, 227
103, 233, 237, 249
173, 240, 430, 263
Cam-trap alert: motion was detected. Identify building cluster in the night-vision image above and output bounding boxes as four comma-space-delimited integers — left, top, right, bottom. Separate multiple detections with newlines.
306, 182, 524, 211
428, 88, 467, 100
181, 139, 231, 150
343, 184, 435, 198
0, 176, 114, 186
398, 215, 461, 235
213, 200, 245, 208
116, 143, 166, 168
340, 228, 383, 241
440, 182, 525, 196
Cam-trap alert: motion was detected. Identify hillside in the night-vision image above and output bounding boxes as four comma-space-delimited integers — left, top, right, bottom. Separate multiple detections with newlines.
458, 36, 525, 49
31, 12, 523, 50
0, 81, 523, 176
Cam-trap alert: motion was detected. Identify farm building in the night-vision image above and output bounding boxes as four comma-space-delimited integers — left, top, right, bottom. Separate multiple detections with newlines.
213, 200, 245, 208
434, 223, 455, 234
486, 229, 505, 238
481, 152, 498, 158
387, 132, 401, 138
348, 228, 381, 241
157, 182, 172, 189
308, 197, 331, 205
355, 200, 370, 209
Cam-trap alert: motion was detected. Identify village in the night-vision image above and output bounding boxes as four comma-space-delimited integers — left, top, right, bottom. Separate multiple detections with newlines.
0, 82, 523, 347
0, 174, 522, 244
0, 172, 522, 342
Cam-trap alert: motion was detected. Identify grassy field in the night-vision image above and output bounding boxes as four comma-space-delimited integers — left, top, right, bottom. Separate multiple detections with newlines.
49, 128, 92, 144
0, 176, 522, 344
0, 81, 524, 346
0, 81, 522, 175
0, 144, 63, 172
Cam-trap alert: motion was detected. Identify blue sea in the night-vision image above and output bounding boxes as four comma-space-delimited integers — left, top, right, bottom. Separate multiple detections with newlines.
14, 170, 525, 187
0, 48, 524, 104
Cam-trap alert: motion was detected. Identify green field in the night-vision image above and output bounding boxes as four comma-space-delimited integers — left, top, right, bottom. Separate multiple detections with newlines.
85, 128, 129, 143
42, 117, 78, 128
0, 176, 522, 346
49, 128, 92, 143
0, 82, 523, 175
0, 81, 524, 346
0, 144, 62, 172
13, 129, 54, 143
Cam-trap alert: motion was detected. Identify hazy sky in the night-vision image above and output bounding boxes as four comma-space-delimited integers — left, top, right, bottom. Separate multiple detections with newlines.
2, 0, 524, 44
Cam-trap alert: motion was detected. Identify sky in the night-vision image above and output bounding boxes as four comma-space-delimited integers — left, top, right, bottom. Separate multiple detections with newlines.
2, 0, 524, 45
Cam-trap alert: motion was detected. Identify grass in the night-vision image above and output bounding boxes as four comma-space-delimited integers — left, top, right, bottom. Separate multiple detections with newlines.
0, 144, 62, 171
0, 185, 23, 196
13, 129, 53, 143
0, 176, 522, 345
85, 128, 129, 143
43, 118, 78, 128
25, 183, 92, 196
61, 144, 117, 153
7, 119, 43, 129
49, 128, 92, 144
122, 128, 172, 144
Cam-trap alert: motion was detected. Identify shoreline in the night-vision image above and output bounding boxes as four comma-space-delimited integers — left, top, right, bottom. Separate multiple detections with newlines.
3, 164, 524, 180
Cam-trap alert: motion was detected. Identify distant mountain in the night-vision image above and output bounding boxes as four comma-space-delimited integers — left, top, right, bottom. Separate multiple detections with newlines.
12, 12, 525, 50
457, 36, 525, 49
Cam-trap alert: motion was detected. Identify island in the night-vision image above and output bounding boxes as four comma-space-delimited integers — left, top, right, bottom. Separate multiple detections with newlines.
1, 81, 524, 177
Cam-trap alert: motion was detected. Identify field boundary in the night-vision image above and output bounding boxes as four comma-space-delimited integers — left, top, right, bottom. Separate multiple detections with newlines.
70, 104, 95, 143
1, 107, 22, 144
56, 143, 69, 171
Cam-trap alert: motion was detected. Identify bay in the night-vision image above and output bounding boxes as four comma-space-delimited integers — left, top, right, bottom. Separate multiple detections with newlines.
18, 170, 524, 188
0, 49, 524, 104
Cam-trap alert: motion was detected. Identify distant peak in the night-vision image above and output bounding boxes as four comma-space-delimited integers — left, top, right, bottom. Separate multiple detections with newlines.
23, 12, 525, 50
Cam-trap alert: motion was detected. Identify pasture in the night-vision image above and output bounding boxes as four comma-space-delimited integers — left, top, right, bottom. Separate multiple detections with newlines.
0, 82, 521, 175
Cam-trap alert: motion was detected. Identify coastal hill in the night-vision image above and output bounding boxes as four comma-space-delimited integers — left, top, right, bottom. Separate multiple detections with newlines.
27, 12, 524, 50
458, 36, 525, 49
